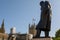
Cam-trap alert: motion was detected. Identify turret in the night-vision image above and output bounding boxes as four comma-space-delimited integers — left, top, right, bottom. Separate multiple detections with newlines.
1, 19, 5, 33
29, 23, 36, 37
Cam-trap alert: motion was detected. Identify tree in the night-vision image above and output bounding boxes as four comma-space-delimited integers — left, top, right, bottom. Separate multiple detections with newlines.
55, 29, 60, 37
52, 29, 60, 40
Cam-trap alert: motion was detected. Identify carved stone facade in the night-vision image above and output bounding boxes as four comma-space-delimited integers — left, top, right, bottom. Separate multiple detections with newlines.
0, 33, 8, 40
29, 23, 36, 37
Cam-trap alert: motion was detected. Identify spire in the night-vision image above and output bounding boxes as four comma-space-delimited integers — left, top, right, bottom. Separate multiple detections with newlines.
29, 24, 30, 28
1, 19, 4, 28
32, 18, 36, 25
1, 19, 5, 33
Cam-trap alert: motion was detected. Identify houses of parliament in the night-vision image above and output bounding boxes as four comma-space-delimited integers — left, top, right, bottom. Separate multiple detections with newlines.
0, 19, 36, 40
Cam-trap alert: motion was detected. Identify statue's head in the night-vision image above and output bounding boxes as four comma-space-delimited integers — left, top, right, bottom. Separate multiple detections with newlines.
45, 1, 49, 5
40, 1, 44, 6
45, 1, 51, 9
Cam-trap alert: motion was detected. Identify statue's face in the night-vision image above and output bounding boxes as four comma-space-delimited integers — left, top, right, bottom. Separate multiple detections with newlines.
40, 1, 44, 6
45, 1, 49, 5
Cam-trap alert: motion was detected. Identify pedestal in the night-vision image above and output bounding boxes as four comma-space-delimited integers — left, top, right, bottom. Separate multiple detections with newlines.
32, 38, 53, 40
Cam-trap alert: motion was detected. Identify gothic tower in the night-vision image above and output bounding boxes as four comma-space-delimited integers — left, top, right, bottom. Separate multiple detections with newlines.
29, 23, 36, 37
1, 19, 5, 33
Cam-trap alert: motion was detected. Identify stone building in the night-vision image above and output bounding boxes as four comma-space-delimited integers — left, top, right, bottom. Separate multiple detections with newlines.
0, 20, 5, 33
0, 20, 8, 40
29, 23, 36, 37
8, 33, 33, 40
0, 33, 8, 40
8, 25, 34, 40
16, 33, 28, 40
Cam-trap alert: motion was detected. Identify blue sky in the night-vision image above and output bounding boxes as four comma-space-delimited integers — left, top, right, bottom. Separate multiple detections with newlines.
0, 0, 60, 37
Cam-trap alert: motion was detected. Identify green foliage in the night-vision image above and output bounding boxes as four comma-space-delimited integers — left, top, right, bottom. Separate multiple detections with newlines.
53, 37, 60, 40
55, 29, 60, 37
53, 29, 60, 40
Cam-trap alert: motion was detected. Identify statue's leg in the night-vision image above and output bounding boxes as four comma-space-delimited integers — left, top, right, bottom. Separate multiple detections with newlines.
35, 29, 41, 38
45, 31, 49, 37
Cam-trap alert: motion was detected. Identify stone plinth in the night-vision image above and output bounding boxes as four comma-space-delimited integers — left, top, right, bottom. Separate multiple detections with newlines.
32, 38, 53, 40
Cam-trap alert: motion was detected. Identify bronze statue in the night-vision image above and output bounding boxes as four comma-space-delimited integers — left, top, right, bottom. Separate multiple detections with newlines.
35, 1, 52, 38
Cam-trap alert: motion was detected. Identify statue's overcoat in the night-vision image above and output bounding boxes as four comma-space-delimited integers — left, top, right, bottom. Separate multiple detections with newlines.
36, 1, 52, 31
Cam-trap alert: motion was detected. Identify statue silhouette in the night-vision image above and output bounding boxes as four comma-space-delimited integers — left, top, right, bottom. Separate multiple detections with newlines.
35, 1, 52, 38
